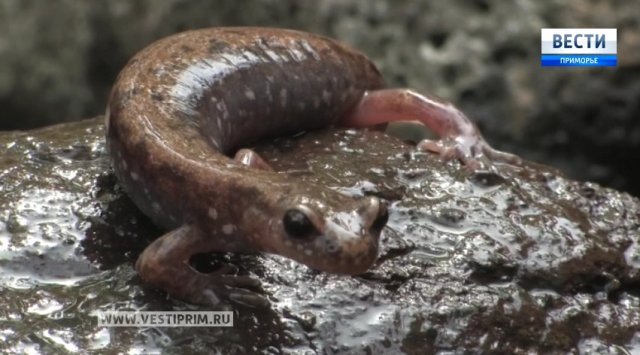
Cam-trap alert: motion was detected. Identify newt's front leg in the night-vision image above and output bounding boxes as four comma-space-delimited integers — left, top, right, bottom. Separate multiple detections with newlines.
344, 89, 522, 168
136, 225, 268, 308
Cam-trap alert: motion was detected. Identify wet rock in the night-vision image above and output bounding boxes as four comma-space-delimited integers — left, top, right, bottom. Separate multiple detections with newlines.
1, 118, 639, 353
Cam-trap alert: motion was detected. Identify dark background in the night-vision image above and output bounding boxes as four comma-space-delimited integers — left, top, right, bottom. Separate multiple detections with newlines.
0, 0, 638, 196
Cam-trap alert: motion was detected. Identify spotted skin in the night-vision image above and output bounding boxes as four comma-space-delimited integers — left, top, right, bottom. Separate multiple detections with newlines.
106, 27, 519, 307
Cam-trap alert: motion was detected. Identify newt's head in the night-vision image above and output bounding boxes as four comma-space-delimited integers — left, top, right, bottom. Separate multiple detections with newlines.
243, 187, 388, 275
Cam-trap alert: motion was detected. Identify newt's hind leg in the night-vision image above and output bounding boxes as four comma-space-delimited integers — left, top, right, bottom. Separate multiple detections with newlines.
234, 148, 274, 171
343, 89, 522, 168
136, 225, 268, 308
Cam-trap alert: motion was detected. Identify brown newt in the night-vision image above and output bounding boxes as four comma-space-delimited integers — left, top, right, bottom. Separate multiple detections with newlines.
105, 27, 519, 307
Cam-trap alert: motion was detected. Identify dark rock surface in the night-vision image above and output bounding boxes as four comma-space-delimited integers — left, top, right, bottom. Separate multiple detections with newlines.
1, 118, 639, 353
0, 1, 639, 195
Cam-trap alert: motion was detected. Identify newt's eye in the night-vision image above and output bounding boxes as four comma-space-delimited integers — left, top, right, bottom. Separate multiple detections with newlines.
283, 209, 315, 239
371, 203, 388, 233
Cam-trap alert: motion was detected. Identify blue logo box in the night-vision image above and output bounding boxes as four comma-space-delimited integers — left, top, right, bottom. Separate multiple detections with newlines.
541, 54, 617, 67
541, 29, 617, 67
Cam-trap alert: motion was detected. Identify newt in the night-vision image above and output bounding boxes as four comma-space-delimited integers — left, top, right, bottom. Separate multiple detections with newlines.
105, 27, 519, 307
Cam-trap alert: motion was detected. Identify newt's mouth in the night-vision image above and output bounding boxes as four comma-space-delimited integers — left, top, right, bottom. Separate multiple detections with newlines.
280, 231, 380, 275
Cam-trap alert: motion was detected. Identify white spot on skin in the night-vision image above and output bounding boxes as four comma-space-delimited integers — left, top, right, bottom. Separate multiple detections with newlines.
208, 208, 218, 220
216, 101, 228, 120
222, 224, 235, 235
245, 89, 255, 100
121, 160, 128, 171
304, 249, 313, 256
202, 289, 220, 304
284, 240, 293, 247
322, 90, 331, 104
130, 172, 139, 181
280, 89, 287, 107
266, 84, 273, 101
152, 202, 161, 212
